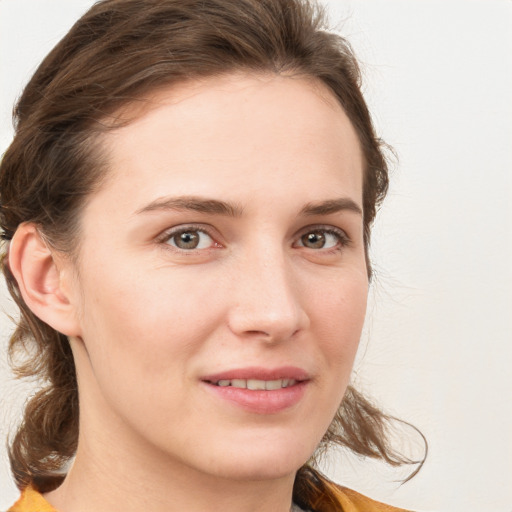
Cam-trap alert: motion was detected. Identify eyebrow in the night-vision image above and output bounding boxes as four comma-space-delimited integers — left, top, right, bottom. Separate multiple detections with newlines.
136, 196, 244, 217
299, 198, 363, 217
136, 195, 362, 217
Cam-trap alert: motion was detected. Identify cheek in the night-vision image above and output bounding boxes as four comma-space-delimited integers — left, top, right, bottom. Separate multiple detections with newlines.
72, 270, 213, 433
309, 270, 368, 371
75, 256, 231, 392
79, 275, 196, 363
298, 270, 368, 441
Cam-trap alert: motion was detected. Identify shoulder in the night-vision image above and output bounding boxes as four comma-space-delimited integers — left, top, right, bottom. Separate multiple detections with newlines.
329, 483, 413, 512
295, 467, 413, 512
310, 473, 412, 512
8, 486, 57, 512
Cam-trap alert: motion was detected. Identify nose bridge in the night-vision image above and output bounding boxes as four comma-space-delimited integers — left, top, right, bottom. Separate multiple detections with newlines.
228, 241, 308, 341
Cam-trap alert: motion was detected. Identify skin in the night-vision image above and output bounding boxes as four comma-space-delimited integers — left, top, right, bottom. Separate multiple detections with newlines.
13, 73, 368, 512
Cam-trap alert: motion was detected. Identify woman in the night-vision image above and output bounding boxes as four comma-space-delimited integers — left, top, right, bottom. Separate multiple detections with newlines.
1, 0, 422, 510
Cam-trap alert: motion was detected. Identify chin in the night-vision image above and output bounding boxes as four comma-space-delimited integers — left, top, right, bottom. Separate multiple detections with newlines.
216, 461, 301, 482
206, 438, 315, 482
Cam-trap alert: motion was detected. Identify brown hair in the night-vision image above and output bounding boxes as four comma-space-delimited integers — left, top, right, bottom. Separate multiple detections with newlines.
0, 0, 424, 506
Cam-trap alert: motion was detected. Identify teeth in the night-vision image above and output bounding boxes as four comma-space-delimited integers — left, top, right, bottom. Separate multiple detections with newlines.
213, 378, 297, 389
265, 379, 282, 390
247, 379, 266, 390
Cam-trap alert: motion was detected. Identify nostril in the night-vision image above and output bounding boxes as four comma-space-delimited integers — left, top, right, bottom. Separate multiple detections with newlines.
246, 330, 270, 337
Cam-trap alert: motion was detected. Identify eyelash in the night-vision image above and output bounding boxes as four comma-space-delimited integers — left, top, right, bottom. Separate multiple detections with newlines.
157, 224, 218, 253
295, 226, 351, 252
157, 224, 350, 253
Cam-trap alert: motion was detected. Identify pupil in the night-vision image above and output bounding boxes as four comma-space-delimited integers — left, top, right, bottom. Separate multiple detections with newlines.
177, 231, 199, 249
303, 232, 325, 248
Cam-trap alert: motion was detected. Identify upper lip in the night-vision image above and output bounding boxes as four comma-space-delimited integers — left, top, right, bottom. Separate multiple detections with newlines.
201, 366, 309, 383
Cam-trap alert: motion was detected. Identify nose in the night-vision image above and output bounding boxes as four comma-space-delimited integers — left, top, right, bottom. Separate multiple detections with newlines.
227, 248, 310, 343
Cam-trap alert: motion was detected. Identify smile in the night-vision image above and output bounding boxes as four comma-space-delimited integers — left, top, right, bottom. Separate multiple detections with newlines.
201, 367, 309, 414
212, 378, 298, 390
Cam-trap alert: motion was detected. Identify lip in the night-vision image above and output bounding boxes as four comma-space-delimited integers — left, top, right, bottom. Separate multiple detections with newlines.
201, 366, 310, 415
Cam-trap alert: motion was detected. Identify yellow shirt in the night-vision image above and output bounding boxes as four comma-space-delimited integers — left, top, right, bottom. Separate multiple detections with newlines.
8, 485, 411, 512
9, 486, 56, 512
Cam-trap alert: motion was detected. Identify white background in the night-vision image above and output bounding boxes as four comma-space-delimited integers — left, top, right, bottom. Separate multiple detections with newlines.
1, 1, 511, 511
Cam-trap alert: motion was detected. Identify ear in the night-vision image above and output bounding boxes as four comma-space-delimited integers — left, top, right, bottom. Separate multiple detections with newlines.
8, 223, 81, 337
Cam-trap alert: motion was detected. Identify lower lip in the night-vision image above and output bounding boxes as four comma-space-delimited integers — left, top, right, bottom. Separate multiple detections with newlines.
203, 381, 308, 414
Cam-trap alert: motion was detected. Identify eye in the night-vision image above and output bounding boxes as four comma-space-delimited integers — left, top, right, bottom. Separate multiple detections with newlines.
296, 228, 348, 250
165, 228, 216, 250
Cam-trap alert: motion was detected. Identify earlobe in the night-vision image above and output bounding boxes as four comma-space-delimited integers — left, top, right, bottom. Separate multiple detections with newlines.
8, 223, 81, 337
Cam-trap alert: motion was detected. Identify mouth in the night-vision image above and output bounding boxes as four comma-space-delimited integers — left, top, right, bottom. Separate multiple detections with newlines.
201, 367, 309, 414
207, 378, 298, 390
201, 366, 309, 388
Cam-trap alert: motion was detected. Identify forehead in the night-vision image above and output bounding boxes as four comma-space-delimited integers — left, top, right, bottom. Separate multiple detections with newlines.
94, 73, 363, 212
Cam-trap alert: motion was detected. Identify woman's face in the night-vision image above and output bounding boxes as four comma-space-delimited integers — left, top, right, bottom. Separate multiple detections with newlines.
65, 73, 368, 482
